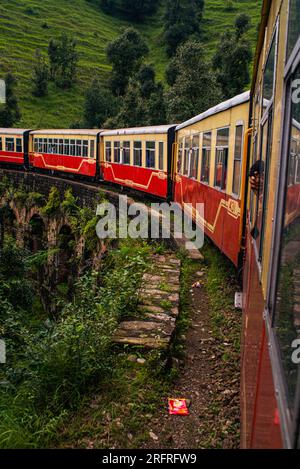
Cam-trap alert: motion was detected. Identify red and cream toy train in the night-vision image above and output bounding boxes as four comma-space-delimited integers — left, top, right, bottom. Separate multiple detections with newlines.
1, 0, 300, 449
0, 92, 250, 267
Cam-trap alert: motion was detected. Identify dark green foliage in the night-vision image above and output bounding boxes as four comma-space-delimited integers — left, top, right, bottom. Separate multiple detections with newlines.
106, 28, 149, 96
0, 234, 150, 448
84, 79, 117, 127
107, 66, 167, 128
213, 15, 252, 99
0, 73, 21, 127
235, 13, 251, 38
0, 237, 34, 323
31, 50, 49, 97
41, 187, 61, 217
106, 80, 145, 128
138, 64, 156, 99
48, 34, 78, 89
99, 0, 159, 20
164, 0, 205, 56
166, 40, 222, 122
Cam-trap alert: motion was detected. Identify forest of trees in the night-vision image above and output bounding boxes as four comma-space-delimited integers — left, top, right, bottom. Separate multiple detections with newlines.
80, 9, 252, 128
0, 1, 254, 129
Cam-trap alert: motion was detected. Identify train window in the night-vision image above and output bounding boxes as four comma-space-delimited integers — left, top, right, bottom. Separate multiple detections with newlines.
5, 137, 14, 152
16, 138, 22, 153
53, 139, 58, 154
232, 125, 244, 195
177, 139, 183, 174
64, 139, 70, 156
159, 142, 164, 171
215, 128, 229, 190
38, 138, 43, 152
43, 138, 48, 153
262, 34, 276, 115
47, 139, 53, 154
134, 141, 142, 167
201, 132, 211, 184
0, 137, 2, 151
70, 139, 76, 157
33, 139, 37, 152
287, 0, 300, 61
190, 135, 199, 179
82, 140, 89, 158
105, 142, 112, 162
146, 141, 156, 168
58, 139, 63, 155
114, 142, 121, 163
255, 110, 274, 260
123, 141, 130, 165
76, 140, 82, 157
90, 140, 95, 159
273, 63, 300, 415
250, 136, 259, 225
183, 137, 191, 176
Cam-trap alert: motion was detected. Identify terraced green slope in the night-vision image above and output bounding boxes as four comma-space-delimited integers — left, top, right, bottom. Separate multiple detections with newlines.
0, 0, 261, 128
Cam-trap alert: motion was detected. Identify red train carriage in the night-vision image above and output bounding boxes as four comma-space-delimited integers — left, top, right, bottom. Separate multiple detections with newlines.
29, 129, 102, 178
100, 125, 176, 199
173, 92, 250, 266
241, 0, 300, 448
0, 129, 31, 167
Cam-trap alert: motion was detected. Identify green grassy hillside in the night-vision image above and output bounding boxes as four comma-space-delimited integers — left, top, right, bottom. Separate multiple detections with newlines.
0, 0, 262, 128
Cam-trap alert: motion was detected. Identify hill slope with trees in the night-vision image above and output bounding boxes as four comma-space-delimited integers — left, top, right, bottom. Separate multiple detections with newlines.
0, 0, 261, 128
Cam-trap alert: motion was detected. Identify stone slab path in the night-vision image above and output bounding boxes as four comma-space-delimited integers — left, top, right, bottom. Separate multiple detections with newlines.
113, 254, 181, 350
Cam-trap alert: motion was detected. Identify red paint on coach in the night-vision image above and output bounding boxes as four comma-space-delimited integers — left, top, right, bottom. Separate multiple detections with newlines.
241, 223, 283, 448
173, 174, 242, 266
0, 151, 24, 165
29, 152, 97, 177
101, 162, 168, 198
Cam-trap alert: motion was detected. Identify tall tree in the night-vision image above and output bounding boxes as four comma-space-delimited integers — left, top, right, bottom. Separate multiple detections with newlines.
213, 14, 252, 99
106, 28, 148, 96
106, 79, 145, 128
106, 65, 167, 128
31, 50, 49, 97
0, 73, 21, 127
48, 34, 78, 89
84, 79, 117, 127
164, 0, 205, 56
166, 40, 222, 122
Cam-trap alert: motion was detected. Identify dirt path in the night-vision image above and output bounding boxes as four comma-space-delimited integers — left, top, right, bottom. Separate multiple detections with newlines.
142, 265, 241, 449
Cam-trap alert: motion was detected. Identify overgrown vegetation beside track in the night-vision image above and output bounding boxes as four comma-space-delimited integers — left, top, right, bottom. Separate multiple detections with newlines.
0, 235, 152, 448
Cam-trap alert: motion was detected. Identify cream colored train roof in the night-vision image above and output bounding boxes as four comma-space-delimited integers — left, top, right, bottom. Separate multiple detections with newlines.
31, 129, 102, 136
101, 125, 176, 137
0, 128, 31, 135
176, 91, 250, 131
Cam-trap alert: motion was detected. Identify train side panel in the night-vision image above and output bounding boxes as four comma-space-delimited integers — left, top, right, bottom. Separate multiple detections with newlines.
173, 98, 249, 266
100, 127, 175, 199
29, 131, 99, 178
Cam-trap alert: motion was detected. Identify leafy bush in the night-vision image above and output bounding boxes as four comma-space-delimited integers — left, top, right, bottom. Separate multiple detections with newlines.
41, 187, 61, 217
0, 238, 151, 448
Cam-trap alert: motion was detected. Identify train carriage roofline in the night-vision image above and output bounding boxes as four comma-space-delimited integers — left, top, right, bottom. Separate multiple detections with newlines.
0, 128, 31, 135
30, 129, 103, 136
175, 91, 250, 131
100, 124, 177, 137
